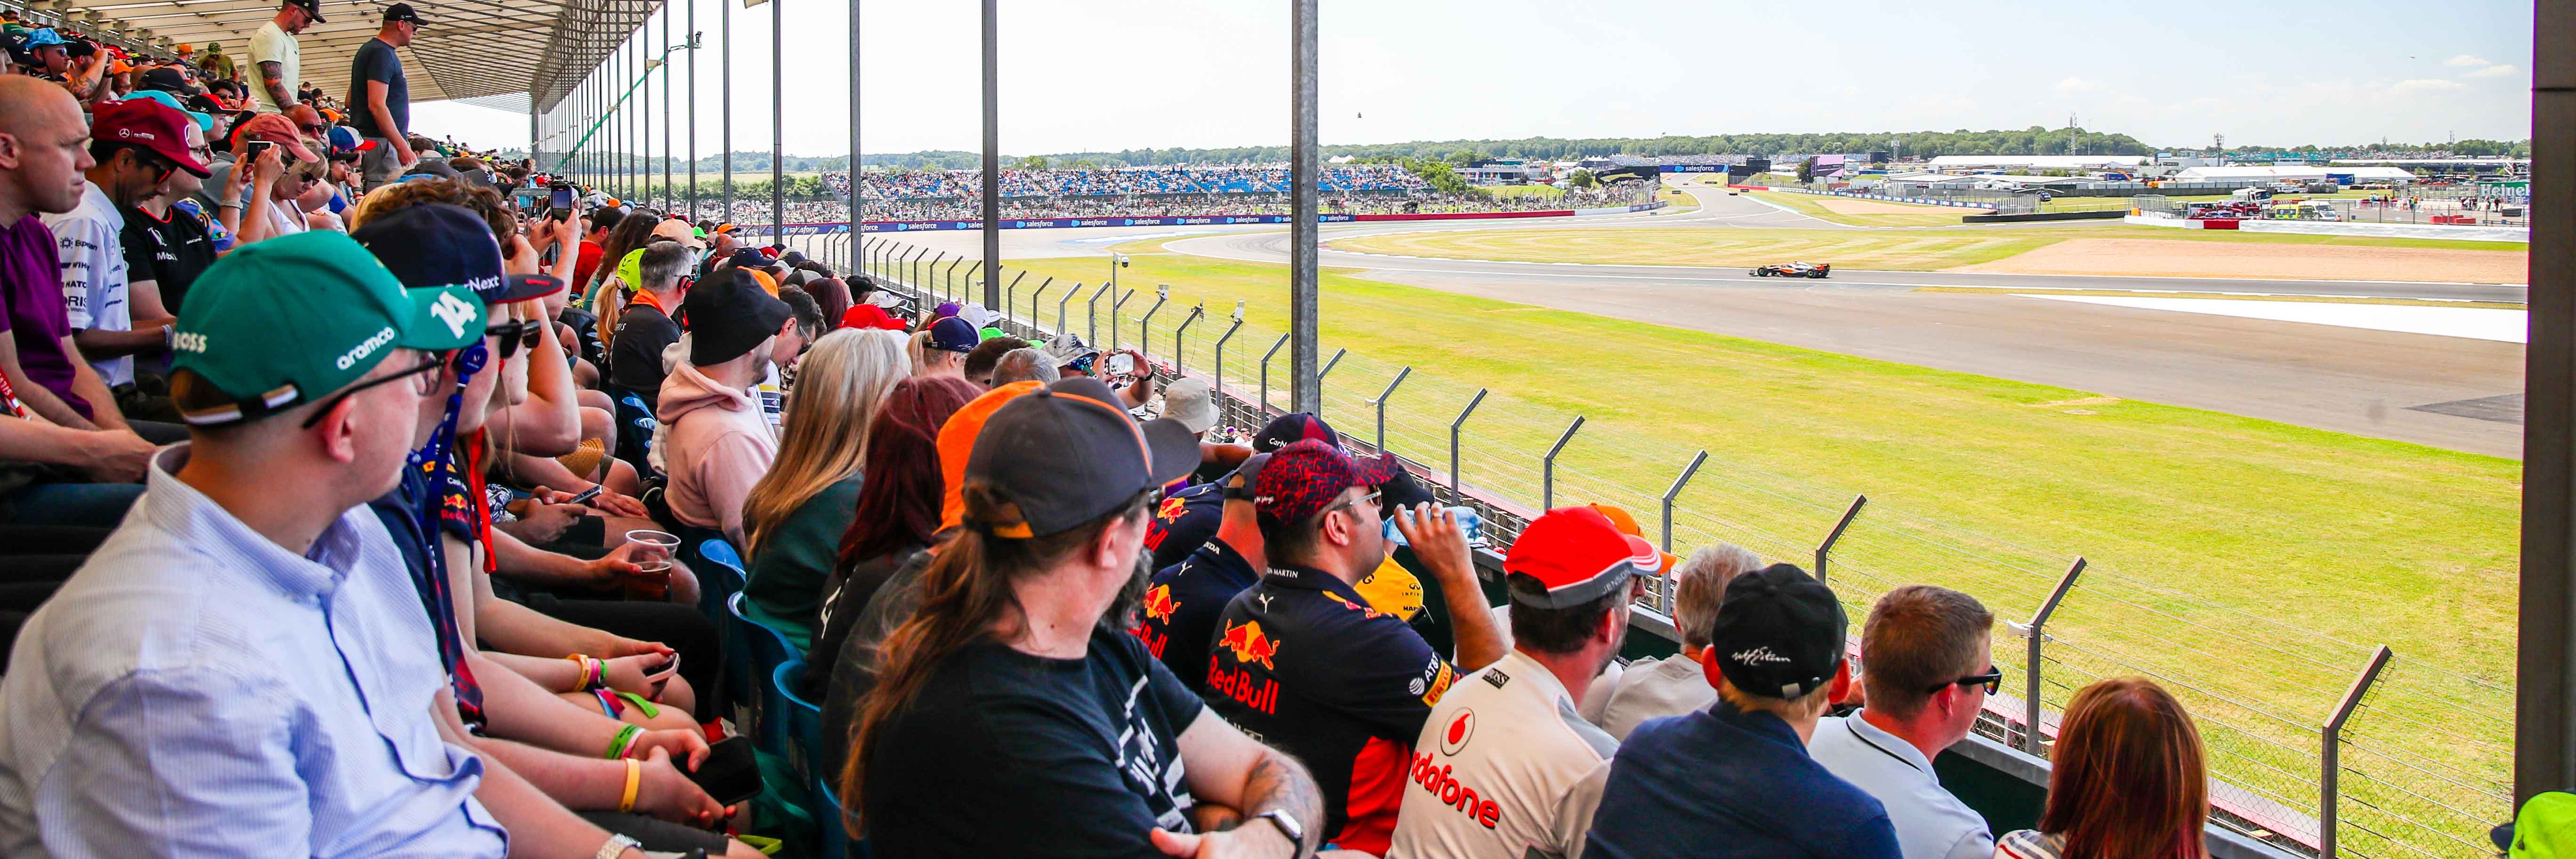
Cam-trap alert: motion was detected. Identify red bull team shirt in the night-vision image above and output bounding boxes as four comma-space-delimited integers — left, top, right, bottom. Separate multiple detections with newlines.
1133, 537, 1261, 696
1204, 562, 1459, 855
1385, 650, 1618, 859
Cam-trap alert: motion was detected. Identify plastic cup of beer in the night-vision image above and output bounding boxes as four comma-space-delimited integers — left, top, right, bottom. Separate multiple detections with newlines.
623, 529, 680, 599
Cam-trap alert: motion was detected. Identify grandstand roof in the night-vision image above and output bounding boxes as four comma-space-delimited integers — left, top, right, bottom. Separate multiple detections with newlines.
16, 0, 640, 109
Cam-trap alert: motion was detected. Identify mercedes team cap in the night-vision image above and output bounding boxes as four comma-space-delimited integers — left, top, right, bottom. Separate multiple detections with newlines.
172, 232, 482, 425
963, 377, 1200, 539
1255, 438, 1400, 525
1160, 377, 1216, 434
1253, 411, 1339, 453
92, 98, 210, 177
1505, 506, 1657, 609
354, 203, 563, 305
1709, 563, 1848, 699
683, 268, 793, 365
927, 316, 980, 353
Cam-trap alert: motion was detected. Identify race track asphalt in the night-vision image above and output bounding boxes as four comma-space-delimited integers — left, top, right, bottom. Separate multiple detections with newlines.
853, 180, 2528, 458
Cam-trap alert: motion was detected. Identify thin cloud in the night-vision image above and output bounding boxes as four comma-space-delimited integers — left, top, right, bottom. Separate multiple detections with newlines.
2391, 78, 2469, 94
2464, 63, 2521, 79
2445, 54, 2492, 66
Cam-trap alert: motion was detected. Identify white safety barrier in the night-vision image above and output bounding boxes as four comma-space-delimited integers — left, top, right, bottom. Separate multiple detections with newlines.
2120, 214, 2529, 243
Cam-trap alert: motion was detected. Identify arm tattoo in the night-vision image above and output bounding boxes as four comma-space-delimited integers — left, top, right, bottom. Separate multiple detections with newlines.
1239, 752, 1323, 857
258, 60, 290, 106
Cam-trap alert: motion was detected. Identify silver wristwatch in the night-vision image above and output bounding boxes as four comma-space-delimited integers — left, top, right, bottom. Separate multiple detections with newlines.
593, 834, 641, 859
1253, 808, 1305, 852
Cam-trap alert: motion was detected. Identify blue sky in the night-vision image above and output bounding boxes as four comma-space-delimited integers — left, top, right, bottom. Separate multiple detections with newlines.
416, 0, 2536, 156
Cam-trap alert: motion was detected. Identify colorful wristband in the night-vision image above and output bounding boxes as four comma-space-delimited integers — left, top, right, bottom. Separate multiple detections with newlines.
614, 691, 660, 720
618, 757, 641, 813
606, 723, 642, 760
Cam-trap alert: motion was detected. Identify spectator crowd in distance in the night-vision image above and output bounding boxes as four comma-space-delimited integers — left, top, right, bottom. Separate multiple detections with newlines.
0, 3, 2230, 857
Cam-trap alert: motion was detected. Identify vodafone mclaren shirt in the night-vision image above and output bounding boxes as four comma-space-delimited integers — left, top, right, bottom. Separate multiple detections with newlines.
1203, 562, 1459, 856
1387, 650, 1617, 859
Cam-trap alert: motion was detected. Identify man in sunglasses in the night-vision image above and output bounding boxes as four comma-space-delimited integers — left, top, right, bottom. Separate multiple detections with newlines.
0, 230, 510, 856
1200, 439, 1507, 856
1809, 585, 2000, 859
43, 97, 209, 426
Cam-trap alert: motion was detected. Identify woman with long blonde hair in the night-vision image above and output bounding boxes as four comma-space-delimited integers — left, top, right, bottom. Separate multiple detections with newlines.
737, 328, 911, 649
1996, 677, 2212, 859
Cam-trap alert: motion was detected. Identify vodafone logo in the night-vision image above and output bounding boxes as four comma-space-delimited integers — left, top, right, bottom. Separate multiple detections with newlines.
1439, 708, 1474, 756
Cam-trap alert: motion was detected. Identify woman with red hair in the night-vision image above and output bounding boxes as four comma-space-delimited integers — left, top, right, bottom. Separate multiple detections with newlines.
1997, 677, 2212, 859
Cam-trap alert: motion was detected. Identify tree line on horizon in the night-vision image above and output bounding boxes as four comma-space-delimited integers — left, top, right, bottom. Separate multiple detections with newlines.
501, 128, 2530, 174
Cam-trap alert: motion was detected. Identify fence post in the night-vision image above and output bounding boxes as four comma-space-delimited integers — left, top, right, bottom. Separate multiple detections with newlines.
1171, 304, 1205, 374
1316, 347, 1347, 402
910, 248, 931, 299
1026, 278, 1053, 336
1090, 284, 1116, 346
1134, 288, 1170, 360
1259, 333, 1289, 415
2320, 644, 2395, 859
943, 258, 966, 304
1813, 494, 1869, 585
923, 251, 945, 298
1658, 450, 1708, 554
1541, 416, 1586, 510
1211, 315, 1246, 405
1110, 288, 1139, 352
1367, 366, 1412, 455
2019, 558, 2087, 755
1058, 282, 1084, 337
1003, 271, 1027, 325
1449, 388, 1488, 496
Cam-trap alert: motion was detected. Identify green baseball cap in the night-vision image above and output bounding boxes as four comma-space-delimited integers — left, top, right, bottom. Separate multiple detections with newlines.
172, 231, 486, 425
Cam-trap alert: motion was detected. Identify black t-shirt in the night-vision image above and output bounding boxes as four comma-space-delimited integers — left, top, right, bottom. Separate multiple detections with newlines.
608, 303, 680, 398
346, 37, 408, 137
119, 203, 214, 315
558, 304, 604, 368
816, 546, 930, 778
861, 623, 1206, 858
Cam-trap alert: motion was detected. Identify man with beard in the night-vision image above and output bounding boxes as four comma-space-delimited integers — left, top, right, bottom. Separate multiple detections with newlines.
1384, 506, 1650, 859
659, 267, 787, 548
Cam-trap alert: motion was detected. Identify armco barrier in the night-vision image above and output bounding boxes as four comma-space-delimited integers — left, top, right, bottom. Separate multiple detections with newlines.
2121, 213, 2528, 241
1960, 210, 2129, 224
750, 200, 1666, 237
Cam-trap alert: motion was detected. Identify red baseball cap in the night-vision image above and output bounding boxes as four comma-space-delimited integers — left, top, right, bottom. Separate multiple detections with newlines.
1254, 439, 1402, 525
93, 98, 210, 177
1504, 506, 1658, 609
840, 303, 906, 331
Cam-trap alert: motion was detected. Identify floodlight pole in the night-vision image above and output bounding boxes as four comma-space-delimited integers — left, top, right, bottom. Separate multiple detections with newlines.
980, 0, 1000, 309
1287, 0, 1321, 415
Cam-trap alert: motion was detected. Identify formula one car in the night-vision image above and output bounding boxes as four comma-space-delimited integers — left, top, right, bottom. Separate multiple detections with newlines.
1749, 261, 1831, 279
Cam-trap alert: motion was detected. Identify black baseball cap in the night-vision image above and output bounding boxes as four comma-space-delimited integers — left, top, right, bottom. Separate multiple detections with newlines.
683, 268, 792, 365
382, 3, 422, 24
1710, 563, 1848, 699
284, 0, 326, 23
1253, 412, 1339, 453
727, 247, 773, 271
354, 204, 563, 305
928, 316, 979, 353
963, 377, 1199, 539
138, 65, 203, 96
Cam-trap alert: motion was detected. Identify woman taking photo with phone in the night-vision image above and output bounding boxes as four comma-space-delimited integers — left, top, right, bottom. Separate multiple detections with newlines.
1995, 677, 2212, 859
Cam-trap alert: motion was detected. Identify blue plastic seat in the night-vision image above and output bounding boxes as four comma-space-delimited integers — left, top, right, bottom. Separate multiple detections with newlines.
728, 593, 802, 752
693, 538, 752, 715
772, 660, 825, 790
816, 777, 860, 859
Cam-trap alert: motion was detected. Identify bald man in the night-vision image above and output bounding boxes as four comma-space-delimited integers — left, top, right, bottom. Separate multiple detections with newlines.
0, 77, 158, 527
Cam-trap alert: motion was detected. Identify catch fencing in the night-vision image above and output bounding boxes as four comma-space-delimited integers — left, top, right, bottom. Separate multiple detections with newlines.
2133, 193, 2534, 227
799, 237, 2511, 859
1751, 180, 2039, 214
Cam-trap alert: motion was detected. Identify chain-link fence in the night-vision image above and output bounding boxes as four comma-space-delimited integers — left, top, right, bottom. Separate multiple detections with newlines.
2130, 191, 2531, 227
792, 238, 2510, 859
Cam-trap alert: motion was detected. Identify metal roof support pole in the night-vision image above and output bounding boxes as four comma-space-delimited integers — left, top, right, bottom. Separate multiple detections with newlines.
769, 0, 782, 243
687, 0, 698, 221
640, 13, 650, 207
2320, 645, 2394, 858
979, 0, 1000, 310
2521, 0, 2576, 808
846, 0, 860, 267
1286, 0, 1320, 415
720, 0, 732, 228
1540, 415, 1583, 510
661, 3, 671, 205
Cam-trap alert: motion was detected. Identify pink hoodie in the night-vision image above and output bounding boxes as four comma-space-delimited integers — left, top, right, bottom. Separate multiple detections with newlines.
658, 361, 778, 546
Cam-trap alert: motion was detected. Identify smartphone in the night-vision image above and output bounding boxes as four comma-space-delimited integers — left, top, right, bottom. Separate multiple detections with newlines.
642, 652, 681, 685
566, 485, 604, 506
1104, 353, 1136, 377
684, 735, 764, 806
245, 139, 274, 161
547, 185, 575, 221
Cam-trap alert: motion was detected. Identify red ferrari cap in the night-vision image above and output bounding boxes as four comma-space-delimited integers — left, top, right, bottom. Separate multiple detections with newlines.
1504, 506, 1657, 609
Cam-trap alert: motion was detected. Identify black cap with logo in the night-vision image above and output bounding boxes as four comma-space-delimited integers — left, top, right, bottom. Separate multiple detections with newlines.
284, 0, 326, 23
382, 3, 423, 24
963, 377, 1199, 539
1710, 563, 1848, 699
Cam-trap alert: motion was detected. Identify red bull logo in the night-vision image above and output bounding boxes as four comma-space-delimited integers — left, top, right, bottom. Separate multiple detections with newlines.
1207, 656, 1280, 715
1217, 619, 1281, 670
1143, 585, 1179, 623
1157, 496, 1189, 522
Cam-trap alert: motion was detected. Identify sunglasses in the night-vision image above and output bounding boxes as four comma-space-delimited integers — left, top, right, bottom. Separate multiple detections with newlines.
1324, 488, 1382, 517
1928, 666, 2005, 696
487, 320, 541, 359
297, 351, 450, 428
